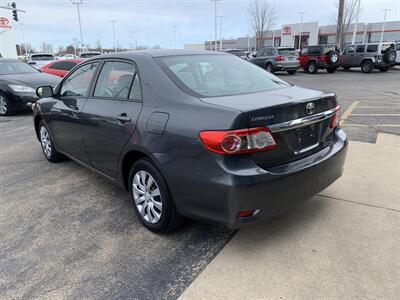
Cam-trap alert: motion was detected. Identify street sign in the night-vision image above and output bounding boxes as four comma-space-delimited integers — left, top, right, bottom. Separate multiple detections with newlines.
0, 17, 12, 29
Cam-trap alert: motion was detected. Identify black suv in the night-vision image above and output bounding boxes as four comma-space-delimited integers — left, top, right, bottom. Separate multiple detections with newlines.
340, 43, 397, 73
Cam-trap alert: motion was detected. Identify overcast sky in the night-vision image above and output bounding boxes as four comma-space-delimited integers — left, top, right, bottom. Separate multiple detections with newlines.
3, 0, 400, 50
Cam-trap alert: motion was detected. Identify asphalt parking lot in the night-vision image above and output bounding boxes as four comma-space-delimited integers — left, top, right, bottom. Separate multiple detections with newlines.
1, 67, 399, 299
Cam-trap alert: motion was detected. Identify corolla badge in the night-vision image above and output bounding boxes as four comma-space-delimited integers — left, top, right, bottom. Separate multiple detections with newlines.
305, 102, 315, 115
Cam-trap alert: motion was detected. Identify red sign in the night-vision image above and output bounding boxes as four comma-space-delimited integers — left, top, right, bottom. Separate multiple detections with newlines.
0, 17, 12, 29
282, 26, 292, 35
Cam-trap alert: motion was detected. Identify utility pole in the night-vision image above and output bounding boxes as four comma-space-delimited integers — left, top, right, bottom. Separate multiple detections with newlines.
217, 16, 225, 51
73, 38, 78, 56
336, 0, 345, 48
19, 22, 27, 56
380, 9, 390, 44
110, 20, 117, 52
298, 12, 306, 50
351, 0, 361, 44
211, 0, 221, 51
71, 0, 84, 52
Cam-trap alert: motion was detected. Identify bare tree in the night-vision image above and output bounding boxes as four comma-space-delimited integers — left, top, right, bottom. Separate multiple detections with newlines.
40, 41, 54, 53
335, 0, 360, 47
248, 0, 277, 50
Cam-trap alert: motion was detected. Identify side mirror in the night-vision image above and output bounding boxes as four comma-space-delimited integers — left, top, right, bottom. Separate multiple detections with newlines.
36, 86, 54, 98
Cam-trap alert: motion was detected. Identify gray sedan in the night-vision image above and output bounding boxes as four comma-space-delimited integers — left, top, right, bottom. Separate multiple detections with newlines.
32, 50, 347, 232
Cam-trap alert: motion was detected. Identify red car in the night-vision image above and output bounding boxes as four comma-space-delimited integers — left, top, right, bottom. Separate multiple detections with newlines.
40, 59, 82, 77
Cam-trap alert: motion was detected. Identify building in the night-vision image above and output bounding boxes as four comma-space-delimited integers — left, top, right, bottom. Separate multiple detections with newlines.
0, 16, 17, 58
189, 20, 400, 51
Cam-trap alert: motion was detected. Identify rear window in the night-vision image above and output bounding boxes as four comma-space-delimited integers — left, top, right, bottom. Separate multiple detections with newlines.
158, 54, 289, 97
30, 54, 54, 61
278, 48, 296, 55
80, 53, 101, 58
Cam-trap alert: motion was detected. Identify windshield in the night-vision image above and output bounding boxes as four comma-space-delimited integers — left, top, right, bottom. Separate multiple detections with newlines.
278, 48, 297, 55
158, 54, 289, 97
30, 54, 54, 61
0, 60, 38, 75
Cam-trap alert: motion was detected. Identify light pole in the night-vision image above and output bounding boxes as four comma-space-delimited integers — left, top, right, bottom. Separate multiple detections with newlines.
110, 20, 117, 52
71, 0, 84, 52
351, 0, 361, 44
73, 38, 78, 56
19, 22, 27, 56
297, 12, 306, 50
129, 30, 135, 51
211, 0, 221, 51
379, 9, 390, 44
217, 16, 225, 51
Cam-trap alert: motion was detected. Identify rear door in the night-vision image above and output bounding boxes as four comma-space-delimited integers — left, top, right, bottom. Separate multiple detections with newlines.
80, 59, 143, 177
354, 45, 366, 65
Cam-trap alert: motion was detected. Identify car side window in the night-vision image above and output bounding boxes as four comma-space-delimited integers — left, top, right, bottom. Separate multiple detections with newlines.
301, 48, 308, 55
60, 62, 99, 97
49, 61, 77, 71
266, 48, 274, 56
94, 61, 137, 100
356, 45, 365, 53
345, 46, 354, 54
308, 47, 320, 55
129, 73, 142, 101
367, 45, 378, 52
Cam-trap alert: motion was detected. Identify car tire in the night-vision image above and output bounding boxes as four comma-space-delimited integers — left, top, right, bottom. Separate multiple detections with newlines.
327, 67, 337, 73
379, 67, 389, 72
327, 50, 340, 65
382, 49, 396, 64
307, 61, 318, 74
265, 63, 273, 73
129, 158, 184, 233
361, 60, 373, 73
0, 92, 13, 116
287, 70, 297, 75
38, 120, 66, 162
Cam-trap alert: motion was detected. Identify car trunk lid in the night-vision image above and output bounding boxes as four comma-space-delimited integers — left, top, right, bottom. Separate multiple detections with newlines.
201, 86, 339, 168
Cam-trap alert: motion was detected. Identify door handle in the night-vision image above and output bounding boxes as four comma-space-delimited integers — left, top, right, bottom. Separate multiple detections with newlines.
116, 113, 131, 123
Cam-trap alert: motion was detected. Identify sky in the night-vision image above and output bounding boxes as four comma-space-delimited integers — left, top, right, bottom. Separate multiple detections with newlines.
1, 0, 400, 51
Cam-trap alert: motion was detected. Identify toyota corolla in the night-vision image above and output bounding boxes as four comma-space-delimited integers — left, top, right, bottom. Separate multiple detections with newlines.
32, 50, 348, 232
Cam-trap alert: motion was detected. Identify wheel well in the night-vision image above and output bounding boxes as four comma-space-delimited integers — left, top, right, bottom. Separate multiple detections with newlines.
361, 58, 373, 64
34, 115, 42, 140
121, 150, 148, 190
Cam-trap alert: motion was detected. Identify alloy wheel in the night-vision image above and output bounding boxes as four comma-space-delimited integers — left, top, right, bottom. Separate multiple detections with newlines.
40, 126, 52, 158
331, 53, 338, 63
132, 170, 163, 224
0, 95, 7, 115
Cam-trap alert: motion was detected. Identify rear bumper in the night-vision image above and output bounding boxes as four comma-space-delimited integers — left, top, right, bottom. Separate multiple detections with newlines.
166, 129, 348, 229
273, 62, 299, 71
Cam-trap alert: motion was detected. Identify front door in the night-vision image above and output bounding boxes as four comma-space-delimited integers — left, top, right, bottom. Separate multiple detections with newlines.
81, 60, 143, 177
49, 61, 99, 163
341, 45, 355, 66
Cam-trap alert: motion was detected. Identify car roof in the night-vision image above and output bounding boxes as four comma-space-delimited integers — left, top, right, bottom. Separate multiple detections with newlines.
84, 49, 226, 61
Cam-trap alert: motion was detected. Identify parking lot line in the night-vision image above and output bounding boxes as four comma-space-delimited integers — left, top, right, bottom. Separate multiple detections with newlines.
343, 124, 400, 127
350, 113, 400, 116
340, 100, 360, 126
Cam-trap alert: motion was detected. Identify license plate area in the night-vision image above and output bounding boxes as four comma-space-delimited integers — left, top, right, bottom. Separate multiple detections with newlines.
284, 123, 321, 155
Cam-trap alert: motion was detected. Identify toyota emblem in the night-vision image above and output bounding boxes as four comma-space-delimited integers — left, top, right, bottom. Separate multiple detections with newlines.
305, 102, 315, 115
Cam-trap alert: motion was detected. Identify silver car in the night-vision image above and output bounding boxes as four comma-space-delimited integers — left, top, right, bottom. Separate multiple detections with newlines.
250, 47, 300, 75
27, 53, 56, 70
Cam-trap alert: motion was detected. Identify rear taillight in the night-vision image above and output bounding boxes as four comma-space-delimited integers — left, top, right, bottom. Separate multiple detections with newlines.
275, 55, 285, 61
199, 127, 276, 155
329, 106, 341, 128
